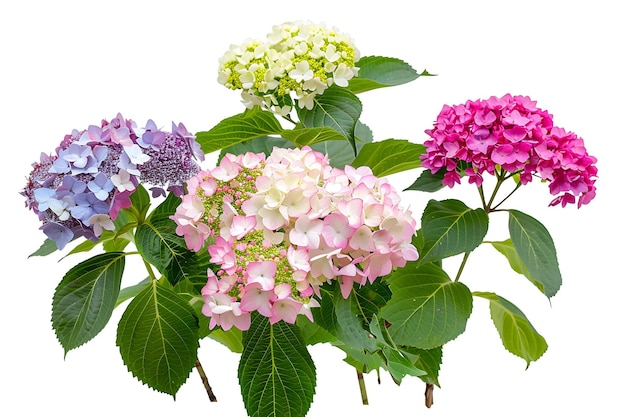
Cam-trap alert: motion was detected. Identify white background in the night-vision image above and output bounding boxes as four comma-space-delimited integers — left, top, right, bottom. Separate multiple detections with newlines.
1, 1, 624, 416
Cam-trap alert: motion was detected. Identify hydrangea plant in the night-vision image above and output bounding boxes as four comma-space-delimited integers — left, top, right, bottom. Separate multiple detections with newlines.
22, 20, 598, 417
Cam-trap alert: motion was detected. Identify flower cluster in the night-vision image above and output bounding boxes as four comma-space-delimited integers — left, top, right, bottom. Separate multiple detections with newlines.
22, 113, 204, 250
217, 21, 360, 114
420, 94, 598, 207
171, 147, 418, 330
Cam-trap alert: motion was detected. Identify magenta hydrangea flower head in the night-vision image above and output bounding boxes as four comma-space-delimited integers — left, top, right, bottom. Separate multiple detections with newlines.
22, 113, 204, 250
171, 146, 418, 330
420, 94, 598, 207
217, 21, 360, 114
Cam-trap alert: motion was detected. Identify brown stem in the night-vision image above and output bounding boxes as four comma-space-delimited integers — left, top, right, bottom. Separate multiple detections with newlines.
195, 359, 217, 402
424, 383, 434, 408
356, 369, 368, 405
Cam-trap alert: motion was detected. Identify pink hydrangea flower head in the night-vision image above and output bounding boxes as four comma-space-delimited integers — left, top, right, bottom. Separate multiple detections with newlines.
175, 146, 419, 329
420, 94, 598, 207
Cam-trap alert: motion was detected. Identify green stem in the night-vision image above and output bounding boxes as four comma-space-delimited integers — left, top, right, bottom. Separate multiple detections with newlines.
478, 185, 487, 211
492, 181, 522, 211
356, 369, 369, 405
455, 252, 471, 282
282, 113, 297, 125
143, 259, 157, 281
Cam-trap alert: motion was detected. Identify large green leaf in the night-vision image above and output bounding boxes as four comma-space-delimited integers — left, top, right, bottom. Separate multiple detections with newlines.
347, 56, 432, 94
296, 85, 362, 154
311, 121, 372, 168
52, 252, 125, 354
352, 139, 425, 176
116, 280, 199, 396
474, 292, 548, 367
380, 263, 473, 349
508, 210, 562, 298
196, 107, 284, 154
418, 199, 489, 265
239, 313, 316, 417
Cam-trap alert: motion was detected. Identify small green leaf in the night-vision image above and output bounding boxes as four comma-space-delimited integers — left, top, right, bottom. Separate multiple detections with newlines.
28, 238, 58, 257
404, 169, 446, 193
128, 184, 151, 221
207, 328, 243, 353
116, 277, 151, 308
280, 126, 346, 147
419, 199, 489, 264
136, 193, 206, 286
311, 121, 372, 168
219, 135, 295, 159
297, 85, 362, 154
381, 263, 473, 349
348, 56, 432, 94
488, 239, 548, 295
352, 139, 425, 177
508, 210, 562, 297
239, 313, 316, 417
196, 107, 284, 154
333, 287, 377, 351
117, 281, 200, 396
368, 317, 427, 382
410, 346, 443, 387
474, 292, 548, 367
52, 252, 125, 354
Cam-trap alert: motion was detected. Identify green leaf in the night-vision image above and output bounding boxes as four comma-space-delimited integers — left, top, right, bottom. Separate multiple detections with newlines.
296, 85, 362, 154
116, 277, 151, 308
196, 107, 284, 154
311, 121, 373, 168
219, 135, 295, 160
239, 313, 316, 417
136, 193, 206, 286
28, 238, 58, 257
52, 252, 125, 354
280, 126, 346, 147
488, 239, 549, 295
352, 139, 425, 177
418, 199, 489, 265
116, 280, 200, 396
474, 292, 548, 367
207, 328, 243, 353
347, 56, 432, 94
410, 346, 443, 386
380, 263, 473, 349
368, 316, 427, 382
404, 169, 446, 193
128, 184, 151, 221
508, 210, 562, 297
333, 287, 377, 351
296, 316, 338, 346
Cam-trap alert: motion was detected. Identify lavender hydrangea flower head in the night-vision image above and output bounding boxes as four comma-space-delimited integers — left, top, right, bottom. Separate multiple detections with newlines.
22, 113, 204, 250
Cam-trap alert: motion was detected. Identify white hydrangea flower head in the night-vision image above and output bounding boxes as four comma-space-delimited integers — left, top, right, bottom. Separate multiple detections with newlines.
217, 21, 360, 113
